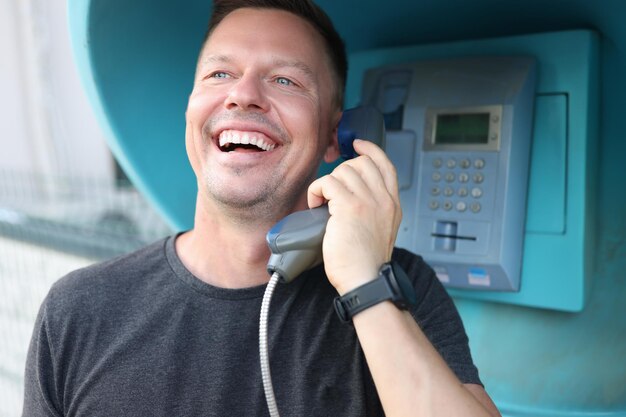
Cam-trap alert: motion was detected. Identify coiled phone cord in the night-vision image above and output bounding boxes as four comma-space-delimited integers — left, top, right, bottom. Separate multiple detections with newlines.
259, 271, 281, 417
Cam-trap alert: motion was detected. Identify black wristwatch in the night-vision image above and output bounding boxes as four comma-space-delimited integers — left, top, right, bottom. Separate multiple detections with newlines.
333, 261, 417, 323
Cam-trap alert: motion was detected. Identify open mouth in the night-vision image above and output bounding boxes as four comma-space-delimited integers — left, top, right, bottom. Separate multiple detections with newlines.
218, 130, 276, 153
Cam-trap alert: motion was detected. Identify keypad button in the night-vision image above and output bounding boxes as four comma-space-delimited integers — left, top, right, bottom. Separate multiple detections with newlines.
474, 158, 485, 169
458, 187, 468, 197
446, 159, 457, 169
443, 201, 453, 211
456, 201, 467, 212
443, 187, 454, 197
471, 187, 483, 198
460, 159, 471, 169
431, 186, 440, 196
471, 202, 482, 213
458, 172, 469, 183
432, 172, 442, 182
445, 172, 455, 183
473, 173, 484, 184
432, 158, 443, 168
429, 200, 440, 210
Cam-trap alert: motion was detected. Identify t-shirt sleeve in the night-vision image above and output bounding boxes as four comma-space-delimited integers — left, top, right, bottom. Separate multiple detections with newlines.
393, 248, 483, 386
22, 294, 64, 417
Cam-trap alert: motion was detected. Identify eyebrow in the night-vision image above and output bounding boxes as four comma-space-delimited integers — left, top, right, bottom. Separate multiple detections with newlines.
271, 58, 316, 83
201, 54, 232, 65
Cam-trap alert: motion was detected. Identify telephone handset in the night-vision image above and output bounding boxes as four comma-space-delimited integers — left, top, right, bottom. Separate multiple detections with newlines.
265, 106, 386, 283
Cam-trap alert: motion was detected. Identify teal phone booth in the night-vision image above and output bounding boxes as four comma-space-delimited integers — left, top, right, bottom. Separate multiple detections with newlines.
68, 0, 626, 415
346, 31, 598, 313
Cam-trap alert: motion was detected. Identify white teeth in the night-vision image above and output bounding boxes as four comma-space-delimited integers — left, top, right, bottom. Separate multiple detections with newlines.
218, 131, 230, 147
218, 130, 276, 151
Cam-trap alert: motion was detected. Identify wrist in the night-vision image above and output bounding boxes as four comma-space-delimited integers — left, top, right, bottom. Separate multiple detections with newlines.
333, 261, 417, 323
331, 267, 381, 296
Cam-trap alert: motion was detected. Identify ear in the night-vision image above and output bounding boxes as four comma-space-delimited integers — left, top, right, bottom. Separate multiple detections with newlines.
323, 109, 342, 163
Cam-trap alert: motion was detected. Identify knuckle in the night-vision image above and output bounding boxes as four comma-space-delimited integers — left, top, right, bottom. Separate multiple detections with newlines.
380, 197, 396, 214
359, 154, 374, 167
332, 162, 354, 176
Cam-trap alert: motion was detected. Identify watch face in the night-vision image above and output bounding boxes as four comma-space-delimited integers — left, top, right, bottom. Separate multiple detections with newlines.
389, 262, 417, 307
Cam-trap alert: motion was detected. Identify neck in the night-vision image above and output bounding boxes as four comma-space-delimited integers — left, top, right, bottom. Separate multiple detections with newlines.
175, 193, 308, 288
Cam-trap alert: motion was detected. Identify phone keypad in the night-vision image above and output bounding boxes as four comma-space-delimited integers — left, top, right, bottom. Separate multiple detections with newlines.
428, 157, 486, 214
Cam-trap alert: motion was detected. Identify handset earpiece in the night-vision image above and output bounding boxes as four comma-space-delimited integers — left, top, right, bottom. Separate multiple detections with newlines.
338, 106, 386, 160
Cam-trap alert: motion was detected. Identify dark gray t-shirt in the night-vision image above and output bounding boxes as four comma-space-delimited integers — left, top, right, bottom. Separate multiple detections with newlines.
23, 235, 480, 417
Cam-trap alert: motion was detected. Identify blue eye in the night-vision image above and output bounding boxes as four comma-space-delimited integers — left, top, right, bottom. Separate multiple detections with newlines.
275, 77, 294, 86
211, 72, 230, 79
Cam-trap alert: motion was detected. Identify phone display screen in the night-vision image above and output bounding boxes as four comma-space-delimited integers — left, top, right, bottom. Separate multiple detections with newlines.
435, 113, 490, 145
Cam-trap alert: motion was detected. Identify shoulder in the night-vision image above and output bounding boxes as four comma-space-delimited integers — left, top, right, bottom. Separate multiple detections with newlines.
44, 237, 171, 317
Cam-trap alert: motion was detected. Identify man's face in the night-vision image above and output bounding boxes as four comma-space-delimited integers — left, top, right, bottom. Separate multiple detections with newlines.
186, 8, 341, 220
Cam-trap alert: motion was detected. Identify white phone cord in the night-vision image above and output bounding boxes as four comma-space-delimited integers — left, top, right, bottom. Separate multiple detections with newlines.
259, 272, 281, 417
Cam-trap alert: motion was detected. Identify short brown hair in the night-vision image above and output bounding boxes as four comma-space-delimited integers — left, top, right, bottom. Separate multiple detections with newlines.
202, 0, 347, 107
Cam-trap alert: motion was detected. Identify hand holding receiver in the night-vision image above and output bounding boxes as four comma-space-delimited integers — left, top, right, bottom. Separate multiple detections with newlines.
308, 139, 402, 295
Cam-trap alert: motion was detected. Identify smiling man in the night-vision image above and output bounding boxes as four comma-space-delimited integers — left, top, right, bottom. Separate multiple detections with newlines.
23, 1, 499, 416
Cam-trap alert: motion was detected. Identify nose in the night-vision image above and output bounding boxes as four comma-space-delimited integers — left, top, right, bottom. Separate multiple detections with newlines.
225, 73, 269, 112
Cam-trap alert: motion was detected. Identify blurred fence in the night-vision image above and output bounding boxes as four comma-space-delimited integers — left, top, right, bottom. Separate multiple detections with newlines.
0, 170, 173, 417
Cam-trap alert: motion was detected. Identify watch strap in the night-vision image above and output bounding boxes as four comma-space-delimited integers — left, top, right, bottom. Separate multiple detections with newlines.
333, 273, 394, 323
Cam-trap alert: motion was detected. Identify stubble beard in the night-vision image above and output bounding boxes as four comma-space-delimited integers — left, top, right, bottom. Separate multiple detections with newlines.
202, 162, 319, 228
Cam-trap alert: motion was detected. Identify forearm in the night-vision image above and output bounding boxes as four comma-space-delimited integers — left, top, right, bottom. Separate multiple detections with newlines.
353, 301, 500, 417
308, 141, 498, 415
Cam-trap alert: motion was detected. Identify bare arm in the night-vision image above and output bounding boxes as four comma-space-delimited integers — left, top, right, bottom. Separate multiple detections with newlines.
353, 301, 500, 416
308, 139, 500, 417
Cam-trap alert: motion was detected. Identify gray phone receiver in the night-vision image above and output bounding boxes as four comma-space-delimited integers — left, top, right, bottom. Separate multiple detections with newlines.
266, 106, 386, 283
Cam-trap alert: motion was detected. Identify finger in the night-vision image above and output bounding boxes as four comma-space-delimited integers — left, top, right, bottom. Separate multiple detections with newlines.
353, 139, 400, 202
340, 155, 392, 205
351, 143, 403, 232
308, 175, 350, 210
353, 139, 398, 193
331, 156, 402, 232
328, 162, 372, 198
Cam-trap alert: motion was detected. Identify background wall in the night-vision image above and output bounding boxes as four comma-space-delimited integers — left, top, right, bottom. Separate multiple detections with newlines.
0, 0, 113, 181
0, 1, 172, 415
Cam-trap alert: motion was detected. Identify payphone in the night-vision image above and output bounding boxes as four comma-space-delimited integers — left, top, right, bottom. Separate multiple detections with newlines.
361, 57, 537, 291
